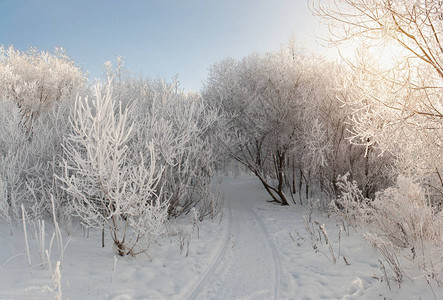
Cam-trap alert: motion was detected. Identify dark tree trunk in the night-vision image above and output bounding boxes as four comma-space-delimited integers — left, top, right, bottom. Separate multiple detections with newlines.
305, 177, 309, 200
299, 168, 304, 205
292, 158, 296, 194
364, 141, 371, 199
102, 227, 105, 248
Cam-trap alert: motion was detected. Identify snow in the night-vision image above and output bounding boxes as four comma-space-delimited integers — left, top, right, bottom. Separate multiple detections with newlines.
0, 176, 441, 299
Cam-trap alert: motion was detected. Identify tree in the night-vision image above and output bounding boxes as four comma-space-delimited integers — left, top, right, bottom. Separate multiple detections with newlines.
204, 45, 392, 206
313, 1, 442, 282
312, 0, 443, 80
0, 46, 86, 127
103, 59, 222, 219
0, 46, 85, 227
139, 84, 221, 218
0, 97, 74, 225
312, 0, 443, 204
300, 58, 393, 199
204, 49, 311, 205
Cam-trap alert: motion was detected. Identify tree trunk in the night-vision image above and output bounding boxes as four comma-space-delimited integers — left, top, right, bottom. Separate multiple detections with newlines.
253, 169, 289, 206
299, 168, 303, 205
276, 151, 289, 206
102, 227, 105, 248
292, 158, 296, 194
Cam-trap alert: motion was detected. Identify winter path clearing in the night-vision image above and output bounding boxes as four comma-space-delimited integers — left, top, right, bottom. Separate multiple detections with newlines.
186, 177, 281, 300
0, 176, 440, 299
187, 176, 441, 300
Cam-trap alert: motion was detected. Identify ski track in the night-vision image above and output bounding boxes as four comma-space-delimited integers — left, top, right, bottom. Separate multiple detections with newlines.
186, 178, 281, 299
248, 208, 281, 299
185, 196, 233, 300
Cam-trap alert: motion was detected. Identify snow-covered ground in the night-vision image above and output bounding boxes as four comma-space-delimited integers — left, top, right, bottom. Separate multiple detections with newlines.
0, 176, 441, 299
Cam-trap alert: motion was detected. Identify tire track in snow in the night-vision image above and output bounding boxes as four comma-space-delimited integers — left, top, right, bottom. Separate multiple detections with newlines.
185, 198, 233, 300
249, 208, 281, 300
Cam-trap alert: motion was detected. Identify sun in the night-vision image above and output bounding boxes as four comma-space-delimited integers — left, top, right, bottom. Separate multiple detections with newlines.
372, 39, 408, 69
334, 37, 409, 72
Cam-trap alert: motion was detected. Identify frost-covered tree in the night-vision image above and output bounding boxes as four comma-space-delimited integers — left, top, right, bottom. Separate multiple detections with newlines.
204, 45, 390, 205
204, 49, 312, 205
136, 84, 221, 218
0, 46, 84, 225
314, 1, 442, 282
103, 59, 222, 219
0, 46, 86, 126
59, 82, 168, 256
312, 0, 443, 79
0, 98, 73, 225
298, 58, 392, 199
313, 0, 443, 205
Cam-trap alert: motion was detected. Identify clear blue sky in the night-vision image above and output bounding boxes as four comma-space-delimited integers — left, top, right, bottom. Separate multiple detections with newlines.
0, 0, 325, 91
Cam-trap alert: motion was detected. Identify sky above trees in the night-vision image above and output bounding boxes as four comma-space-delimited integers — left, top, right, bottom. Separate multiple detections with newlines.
0, 0, 325, 91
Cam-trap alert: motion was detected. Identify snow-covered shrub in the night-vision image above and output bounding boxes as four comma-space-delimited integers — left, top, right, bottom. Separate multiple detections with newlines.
335, 173, 441, 247
197, 186, 223, 221
365, 233, 404, 289
369, 176, 441, 248
0, 45, 85, 225
331, 173, 368, 233
166, 222, 193, 256
335, 173, 442, 285
302, 215, 338, 264
0, 101, 29, 222
59, 82, 169, 256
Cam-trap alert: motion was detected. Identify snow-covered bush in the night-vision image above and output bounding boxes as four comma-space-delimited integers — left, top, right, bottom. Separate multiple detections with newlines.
335, 174, 441, 246
331, 173, 368, 233
166, 222, 193, 256
335, 173, 442, 285
140, 83, 220, 218
370, 176, 441, 248
59, 82, 169, 256
0, 53, 221, 256
0, 101, 28, 222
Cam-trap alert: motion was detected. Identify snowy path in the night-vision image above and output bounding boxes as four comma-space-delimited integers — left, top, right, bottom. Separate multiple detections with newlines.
187, 177, 281, 300
1, 176, 440, 299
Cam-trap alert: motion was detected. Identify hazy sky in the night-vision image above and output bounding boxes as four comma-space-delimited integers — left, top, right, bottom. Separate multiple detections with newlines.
0, 0, 327, 91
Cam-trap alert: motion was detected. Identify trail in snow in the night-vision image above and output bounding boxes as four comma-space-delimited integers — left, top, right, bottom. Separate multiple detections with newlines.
187, 177, 281, 300
1, 176, 439, 299
248, 208, 281, 299
185, 195, 233, 300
